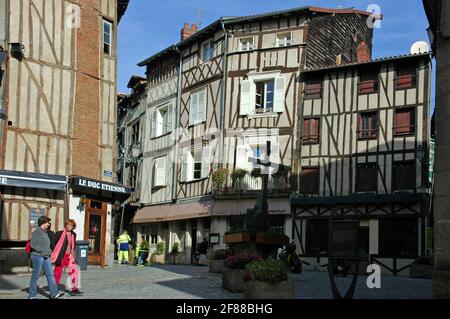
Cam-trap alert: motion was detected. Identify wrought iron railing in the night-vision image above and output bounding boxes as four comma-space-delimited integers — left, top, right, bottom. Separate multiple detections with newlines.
219, 173, 293, 194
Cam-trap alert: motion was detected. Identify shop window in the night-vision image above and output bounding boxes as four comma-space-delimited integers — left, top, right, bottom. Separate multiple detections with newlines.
356, 163, 378, 192
379, 218, 418, 256
307, 220, 329, 255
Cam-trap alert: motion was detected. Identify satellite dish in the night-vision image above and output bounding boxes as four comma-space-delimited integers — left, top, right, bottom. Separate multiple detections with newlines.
410, 41, 430, 54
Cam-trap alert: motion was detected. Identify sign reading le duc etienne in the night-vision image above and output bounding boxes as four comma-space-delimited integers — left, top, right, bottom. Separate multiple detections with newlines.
77, 178, 127, 194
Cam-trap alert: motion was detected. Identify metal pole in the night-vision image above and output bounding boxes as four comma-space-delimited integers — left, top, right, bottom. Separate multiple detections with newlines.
119, 115, 128, 234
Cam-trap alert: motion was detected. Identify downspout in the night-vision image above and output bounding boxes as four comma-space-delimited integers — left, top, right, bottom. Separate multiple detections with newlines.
218, 21, 229, 169
119, 123, 128, 233
172, 46, 183, 203
0, 0, 9, 169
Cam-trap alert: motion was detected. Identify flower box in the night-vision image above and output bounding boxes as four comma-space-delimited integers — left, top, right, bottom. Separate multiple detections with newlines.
255, 232, 290, 246
410, 264, 433, 279
224, 232, 251, 244
244, 280, 295, 299
222, 268, 246, 292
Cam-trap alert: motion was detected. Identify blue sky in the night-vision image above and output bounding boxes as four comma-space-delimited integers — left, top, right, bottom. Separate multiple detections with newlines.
118, 0, 434, 108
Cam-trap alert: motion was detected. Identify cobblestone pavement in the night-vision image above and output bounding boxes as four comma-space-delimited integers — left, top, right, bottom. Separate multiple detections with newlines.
0, 264, 432, 299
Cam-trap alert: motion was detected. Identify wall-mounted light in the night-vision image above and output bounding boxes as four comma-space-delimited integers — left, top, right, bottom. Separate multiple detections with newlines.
77, 194, 87, 212
10, 43, 25, 61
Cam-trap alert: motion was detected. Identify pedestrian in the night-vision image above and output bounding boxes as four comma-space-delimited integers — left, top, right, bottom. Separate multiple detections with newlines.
117, 230, 131, 264
51, 219, 83, 296
28, 216, 64, 299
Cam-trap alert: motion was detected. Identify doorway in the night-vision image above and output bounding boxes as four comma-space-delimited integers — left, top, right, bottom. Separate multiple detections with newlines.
84, 199, 107, 267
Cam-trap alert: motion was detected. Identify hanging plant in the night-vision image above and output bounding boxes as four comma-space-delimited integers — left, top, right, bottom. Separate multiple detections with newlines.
272, 165, 292, 179
251, 168, 262, 179
231, 169, 248, 181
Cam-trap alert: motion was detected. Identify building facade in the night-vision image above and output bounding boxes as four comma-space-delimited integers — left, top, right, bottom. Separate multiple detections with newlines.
130, 6, 379, 264
292, 53, 432, 275
0, 0, 130, 272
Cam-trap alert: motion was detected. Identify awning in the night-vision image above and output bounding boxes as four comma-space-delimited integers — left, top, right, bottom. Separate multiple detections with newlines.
0, 170, 67, 191
133, 198, 291, 224
69, 176, 132, 203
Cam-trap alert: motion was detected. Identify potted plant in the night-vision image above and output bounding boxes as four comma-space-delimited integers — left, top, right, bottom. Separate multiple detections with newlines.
209, 249, 233, 273
244, 259, 295, 299
231, 168, 248, 191
151, 241, 165, 264
222, 254, 261, 292
251, 168, 262, 179
223, 230, 252, 244
211, 169, 229, 192
170, 242, 180, 264
410, 255, 433, 279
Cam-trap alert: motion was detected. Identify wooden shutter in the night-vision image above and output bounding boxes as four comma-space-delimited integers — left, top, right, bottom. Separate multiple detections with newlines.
396, 65, 415, 89
167, 103, 173, 133
273, 76, 286, 113
393, 161, 416, 191
201, 146, 211, 178
151, 110, 157, 138
154, 158, 166, 187
303, 119, 311, 142
303, 118, 320, 143
301, 168, 319, 194
395, 108, 414, 135
199, 90, 206, 122
305, 80, 322, 99
181, 149, 188, 182
357, 164, 377, 192
240, 80, 253, 115
189, 93, 198, 125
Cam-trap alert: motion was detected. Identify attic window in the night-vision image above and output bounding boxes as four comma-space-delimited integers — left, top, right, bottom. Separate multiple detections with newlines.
358, 67, 379, 94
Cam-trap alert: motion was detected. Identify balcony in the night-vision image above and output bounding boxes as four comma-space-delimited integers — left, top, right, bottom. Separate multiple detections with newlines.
215, 172, 294, 198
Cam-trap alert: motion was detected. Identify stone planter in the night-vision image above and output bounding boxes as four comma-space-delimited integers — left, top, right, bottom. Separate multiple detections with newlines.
244, 280, 295, 299
410, 264, 433, 279
255, 232, 290, 246
222, 268, 246, 292
209, 260, 226, 273
150, 254, 165, 264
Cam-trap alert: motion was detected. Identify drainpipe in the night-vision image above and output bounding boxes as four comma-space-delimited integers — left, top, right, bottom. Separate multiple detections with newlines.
0, 0, 9, 169
218, 21, 229, 169
172, 46, 183, 203
119, 119, 128, 233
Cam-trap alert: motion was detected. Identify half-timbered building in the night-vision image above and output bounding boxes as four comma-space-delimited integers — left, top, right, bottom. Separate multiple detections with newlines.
292, 52, 432, 275
0, 0, 130, 272
132, 6, 380, 264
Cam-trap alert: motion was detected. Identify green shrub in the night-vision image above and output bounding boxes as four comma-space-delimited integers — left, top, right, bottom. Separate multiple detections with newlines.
210, 249, 235, 260
156, 241, 164, 256
212, 169, 228, 188
246, 259, 288, 284
251, 168, 262, 178
231, 169, 248, 181
171, 242, 180, 255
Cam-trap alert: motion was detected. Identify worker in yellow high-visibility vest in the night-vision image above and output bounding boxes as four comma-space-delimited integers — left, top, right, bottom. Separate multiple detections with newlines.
117, 230, 131, 265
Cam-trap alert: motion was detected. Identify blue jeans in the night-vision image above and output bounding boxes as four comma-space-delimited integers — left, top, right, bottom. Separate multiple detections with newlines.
29, 255, 59, 299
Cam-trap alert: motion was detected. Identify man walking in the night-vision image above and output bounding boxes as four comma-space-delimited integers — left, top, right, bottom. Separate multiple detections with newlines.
28, 216, 64, 299
117, 230, 132, 265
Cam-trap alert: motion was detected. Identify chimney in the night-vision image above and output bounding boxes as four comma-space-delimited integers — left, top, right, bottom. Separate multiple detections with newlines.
181, 23, 198, 41
357, 41, 371, 63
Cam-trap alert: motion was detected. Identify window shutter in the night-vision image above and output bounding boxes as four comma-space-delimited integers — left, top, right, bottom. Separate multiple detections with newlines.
181, 149, 188, 182
151, 111, 157, 138
240, 80, 253, 116
236, 145, 249, 169
167, 104, 173, 133
201, 146, 211, 178
189, 94, 197, 125
274, 76, 286, 113
312, 119, 320, 142
155, 158, 166, 187
199, 90, 206, 122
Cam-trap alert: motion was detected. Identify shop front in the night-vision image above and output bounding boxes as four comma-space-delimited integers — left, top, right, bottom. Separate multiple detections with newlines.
68, 176, 132, 267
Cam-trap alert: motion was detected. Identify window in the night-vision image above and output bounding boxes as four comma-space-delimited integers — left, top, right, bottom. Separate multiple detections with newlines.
152, 104, 173, 138
300, 167, 320, 195
379, 218, 418, 256
307, 220, 329, 255
238, 37, 254, 51
189, 89, 206, 126
356, 163, 377, 192
202, 40, 215, 62
181, 146, 211, 182
129, 165, 137, 188
393, 161, 416, 191
303, 118, 320, 144
103, 19, 113, 55
131, 121, 140, 145
304, 77, 323, 100
255, 80, 274, 113
275, 32, 292, 47
394, 108, 416, 135
358, 112, 378, 139
395, 64, 417, 89
153, 157, 166, 188
358, 67, 379, 94
240, 75, 285, 116
150, 225, 158, 245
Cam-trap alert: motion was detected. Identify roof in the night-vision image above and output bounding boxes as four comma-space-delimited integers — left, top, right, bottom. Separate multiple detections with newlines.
138, 6, 382, 67
117, 0, 130, 24
127, 75, 146, 89
302, 52, 432, 74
